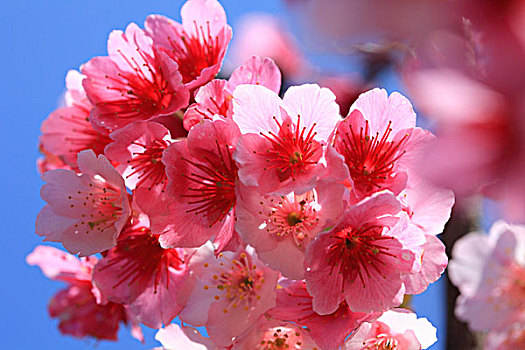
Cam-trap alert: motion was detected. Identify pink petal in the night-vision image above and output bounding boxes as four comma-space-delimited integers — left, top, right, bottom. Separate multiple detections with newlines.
228, 56, 282, 93
232, 84, 282, 135
350, 88, 416, 135
282, 83, 341, 141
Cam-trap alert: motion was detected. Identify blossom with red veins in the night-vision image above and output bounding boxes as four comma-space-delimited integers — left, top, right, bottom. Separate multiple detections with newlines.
268, 280, 379, 350
104, 120, 173, 191
155, 324, 218, 349
305, 192, 425, 315
232, 316, 318, 350
145, 118, 240, 250
36, 150, 131, 256
345, 309, 437, 350
235, 180, 345, 279
145, 0, 232, 91
449, 221, 525, 332
40, 70, 112, 169
26, 246, 143, 342
233, 84, 341, 195
178, 242, 279, 347
92, 214, 188, 328
333, 88, 434, 200
82, 23, 189, 132
183, 56, 282, 131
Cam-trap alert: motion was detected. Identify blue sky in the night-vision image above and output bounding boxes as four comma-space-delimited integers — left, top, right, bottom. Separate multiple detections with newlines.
0, 0, 443, 348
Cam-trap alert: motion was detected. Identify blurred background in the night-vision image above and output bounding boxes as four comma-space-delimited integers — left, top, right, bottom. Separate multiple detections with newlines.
9, 0, 512, 348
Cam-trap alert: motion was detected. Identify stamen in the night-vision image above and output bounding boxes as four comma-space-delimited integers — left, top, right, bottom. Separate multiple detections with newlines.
337, 120, 409, 192
259, 192, 320, 247
208, 253, 265, 313
98, 46, 172, 123
326, 225, 394, 287
167, 21, 221, 83
99, 226, 184, 293
181, 141, 237, 226
126, 138, 171, 190
256, 115, 321, 181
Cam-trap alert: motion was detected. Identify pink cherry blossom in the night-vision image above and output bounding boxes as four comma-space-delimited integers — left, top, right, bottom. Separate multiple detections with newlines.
104, 120, 173, 191
145, 0, 232, 91
40, 70, 112, 169
268, 279, 379, 350
26, 246, 143, 342
449, 221, 525, 331
333, 88, 434, 200
345, 309, 437, 350
235, 180, 345, 279
232, 316, 318, 349
183, 56, 281, 130
36, 150, 131, 256
92, 214, 188, 328
233, 84, 341, 195
178, 242, 279, 347
147, 118, 240, 250
304, 192, 424, 314
82, 23, 189, 132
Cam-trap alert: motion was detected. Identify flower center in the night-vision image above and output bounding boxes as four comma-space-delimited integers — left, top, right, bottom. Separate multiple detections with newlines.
337, 120, 408, 193
203, 252, 265, 313
258, 326, 307, 350
258, 115, 321, 182
286, 211, 302, 226
127, 138, 171, 190
260, 195, 320, 247
363, 334, 399, 350
167, 21, 221, 84
327, 225, 395, 286
100, 49, 173, 123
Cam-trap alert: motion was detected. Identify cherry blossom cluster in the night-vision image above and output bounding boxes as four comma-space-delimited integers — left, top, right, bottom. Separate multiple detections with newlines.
29, 0, 453, 348
449, 221, 525, 350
